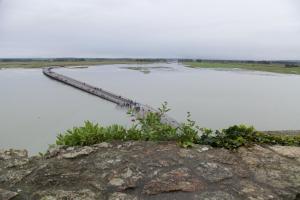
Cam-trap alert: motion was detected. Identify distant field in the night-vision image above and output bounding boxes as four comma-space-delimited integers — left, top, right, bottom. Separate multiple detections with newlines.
2, 60, 300, 75
184, 61, 300, 75
0, 60, 155, 69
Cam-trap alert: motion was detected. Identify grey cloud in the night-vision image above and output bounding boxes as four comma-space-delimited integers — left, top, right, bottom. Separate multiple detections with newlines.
0, 0, 299, 59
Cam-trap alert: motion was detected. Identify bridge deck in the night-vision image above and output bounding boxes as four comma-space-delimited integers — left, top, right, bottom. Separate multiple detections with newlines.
43, 67, 180, 127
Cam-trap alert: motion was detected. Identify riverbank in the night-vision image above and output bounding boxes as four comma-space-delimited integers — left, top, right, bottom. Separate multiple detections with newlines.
1, 141, 300, 200
184, 61, 300, 75
0, 59, 156, 69
2, 59, 300, 76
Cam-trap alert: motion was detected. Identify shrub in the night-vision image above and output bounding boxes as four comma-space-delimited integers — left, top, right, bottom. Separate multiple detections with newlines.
56, 103, 300, 149
198, 125, 300, 149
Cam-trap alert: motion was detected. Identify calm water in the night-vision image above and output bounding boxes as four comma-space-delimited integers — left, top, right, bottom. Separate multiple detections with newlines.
1, 63, 300, 154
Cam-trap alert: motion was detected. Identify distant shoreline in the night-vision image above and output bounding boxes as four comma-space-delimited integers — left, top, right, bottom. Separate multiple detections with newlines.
1, 58, 300, 75
0, 59, 157, 69
184, 61, 300, 75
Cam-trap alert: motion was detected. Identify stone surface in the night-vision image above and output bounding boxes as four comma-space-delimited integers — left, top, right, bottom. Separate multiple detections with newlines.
109, 178, 125, 187
0, 149, 29, 169
269, 145, 300, 162
0, 142, 299, 200
94, 142, 113, 148
196, 162, 233, 182
0, 149, 28, 160
108, 192, 137, 200
60, 146, 94, 159
33, 189, 96, 200
45, 145, 65, 158
194, 191, 236, 200
0, 188, 18, 200
0, 169, 33, 185
143, 168, 204, 195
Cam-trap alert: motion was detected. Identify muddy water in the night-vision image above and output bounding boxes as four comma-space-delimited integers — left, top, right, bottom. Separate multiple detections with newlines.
1, 63, 300, 154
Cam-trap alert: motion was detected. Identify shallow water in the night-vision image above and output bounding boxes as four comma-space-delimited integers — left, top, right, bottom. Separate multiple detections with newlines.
1, 63, 300, 154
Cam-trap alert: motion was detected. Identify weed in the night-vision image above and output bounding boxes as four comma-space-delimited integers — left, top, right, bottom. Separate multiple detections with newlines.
56, 103, 300, 149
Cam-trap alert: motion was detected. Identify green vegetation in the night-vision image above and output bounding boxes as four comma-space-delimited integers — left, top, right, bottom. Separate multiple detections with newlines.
0, 59, 157, 69
2, 59, 299, 75
124, 67, 151, 74
200, 125, 300, 149
184, 61, 300, 75
56, 103, 300, 149
123, 66, 171, 74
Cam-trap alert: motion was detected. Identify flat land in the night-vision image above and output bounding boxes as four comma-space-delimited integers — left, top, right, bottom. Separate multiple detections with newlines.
2, 60, 300, 75
0, 60, 155, 69
184, 61, 300, 75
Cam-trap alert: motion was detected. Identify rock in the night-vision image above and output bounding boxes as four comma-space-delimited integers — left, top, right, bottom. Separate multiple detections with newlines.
269, 145, 300, 162
234, 180, 278, 200
196, 162, 233, 182
144, 180, 202, 195
108, 192, 137, 200
0, 149, 28, 160
196, 146, 211, 153
143, 168, 204, 195
89, 181, 104, 191
61, 146, 94, 159
108, 166, 143, 190
35, 189, 96, 200
4, 158, 29, 168
109, 178, 125, 187
0, 142, 300, 199
93, 152, 123, 170
1, 169, 33, 185
194, 191, 236, 200
94, 142, 112, 148
45, 145, 65, 158
238, 145, 300, 198
0, 188, 18, 200
0, 149, 29, 169
178, 149, 196, 158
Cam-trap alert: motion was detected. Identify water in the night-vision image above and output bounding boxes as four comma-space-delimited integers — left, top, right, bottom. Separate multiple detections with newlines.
1, 63, 300, 154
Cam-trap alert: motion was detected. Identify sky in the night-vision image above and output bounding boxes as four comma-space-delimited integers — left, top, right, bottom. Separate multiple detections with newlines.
0, 0, 299, 60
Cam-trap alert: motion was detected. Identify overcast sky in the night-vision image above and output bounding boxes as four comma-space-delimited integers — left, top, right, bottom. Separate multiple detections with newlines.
0, 0, 299, 59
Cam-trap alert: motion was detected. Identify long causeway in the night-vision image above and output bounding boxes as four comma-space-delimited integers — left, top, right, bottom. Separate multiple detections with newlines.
43, 67, 180, 127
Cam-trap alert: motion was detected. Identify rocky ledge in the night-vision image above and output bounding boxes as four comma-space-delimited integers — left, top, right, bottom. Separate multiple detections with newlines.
0, 142, 300, 200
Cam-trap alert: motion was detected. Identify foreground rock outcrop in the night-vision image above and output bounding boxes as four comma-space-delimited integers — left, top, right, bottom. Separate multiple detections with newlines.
1, 142, 300, 200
